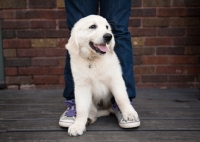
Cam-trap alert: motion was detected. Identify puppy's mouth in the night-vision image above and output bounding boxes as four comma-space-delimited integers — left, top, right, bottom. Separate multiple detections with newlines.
89, 42, 109, 54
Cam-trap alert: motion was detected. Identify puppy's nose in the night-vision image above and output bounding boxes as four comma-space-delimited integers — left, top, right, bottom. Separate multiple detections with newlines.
103, 33, 112, 43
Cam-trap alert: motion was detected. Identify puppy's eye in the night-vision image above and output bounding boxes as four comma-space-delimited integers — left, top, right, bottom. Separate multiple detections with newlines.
89, 25, 97, 29
106, 25, 109, 29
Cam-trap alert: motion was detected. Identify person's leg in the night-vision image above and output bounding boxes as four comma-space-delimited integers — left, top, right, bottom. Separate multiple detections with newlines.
100, 0, 140, 128
63, 0, 98, 100
60, 0, 99, 128
100, 0, 136, 102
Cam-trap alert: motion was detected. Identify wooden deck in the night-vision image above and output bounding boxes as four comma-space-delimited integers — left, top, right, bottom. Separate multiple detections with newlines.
0, 89, 199, 142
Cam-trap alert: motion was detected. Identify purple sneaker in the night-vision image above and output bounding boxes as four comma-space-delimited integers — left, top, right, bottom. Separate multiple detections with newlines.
110, 101, 140, 128
59, 100, 76, 127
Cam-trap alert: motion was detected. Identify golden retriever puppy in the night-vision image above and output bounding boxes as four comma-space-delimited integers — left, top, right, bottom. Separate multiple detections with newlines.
66, 15, 138, 136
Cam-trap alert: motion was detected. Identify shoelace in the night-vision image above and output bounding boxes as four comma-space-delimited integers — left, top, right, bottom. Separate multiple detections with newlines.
65, 100, 76, 117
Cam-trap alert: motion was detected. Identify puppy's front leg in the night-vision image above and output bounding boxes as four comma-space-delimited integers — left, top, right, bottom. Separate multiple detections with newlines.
68, 86, 91, 136
109, 78, 138, 121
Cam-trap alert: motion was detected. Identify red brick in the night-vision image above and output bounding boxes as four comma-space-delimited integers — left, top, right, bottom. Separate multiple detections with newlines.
141, 56, 168, 65
129, 28, 156, 37
4, 58, 31, 67
1, 10, 15, 19
133, 56, 142, 65
159, 65, 200, 75
198, 76, 200, 82
43, 10, 66, 19
58, 20, 68, 29
187, 8, 200, 16
59, 75, 65, 84
2, 20, 29, 29
31, 58, 58, 67
2, 30, 16, 39
170, 18, 199, 26
183, 66, 200, 74
31, 39, 58, 48
3, 49, 16, 57
143, 0, 170, 7
186, 28, 200, 36
45, 48, 66, 57
185, 47, 200, 55
5, 67, 17, 76
173, 0, 200, 6
29, 0, 56, 8
131, 0, 142, 7
170, 56, 197, 64
44, 30, 69, 38
17, 49, 44, 57
134, 75, 141, 83
17, 30, 45, 38
47, 67, 64, 75
142, 75, 168, 83
169, 75, 196, 82
33, 75, 59, 84
57, 0, 65, 8
3, 39, 31, 48
145, 38, 173, 46
174, 37, 200, 46
156, 66, 184, 74
6, 76, 33, 84
17, 30, 69, 38
133, 47, 155, 55
156, 47, 184, 55
58, 57, 66, 66
131, 9, 156, 17
158, 28, 185, 36
157, 8, 186, 17
18, 67, 46, 75
143, 18, 169, 27
0, 0, 26, 9
30, 20, 56, 29
16, 10, 44, 19
128, 18, 141, 27
134, 66, 155, 74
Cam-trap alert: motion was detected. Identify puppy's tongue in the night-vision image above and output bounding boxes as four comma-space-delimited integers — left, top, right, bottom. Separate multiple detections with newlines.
94, 43, 108, 52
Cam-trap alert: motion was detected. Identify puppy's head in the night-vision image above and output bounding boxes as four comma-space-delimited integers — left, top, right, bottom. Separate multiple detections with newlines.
66, 15, 115, 58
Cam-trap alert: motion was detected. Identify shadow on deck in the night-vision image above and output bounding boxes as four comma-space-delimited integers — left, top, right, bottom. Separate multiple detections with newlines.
0, 89, 199, 142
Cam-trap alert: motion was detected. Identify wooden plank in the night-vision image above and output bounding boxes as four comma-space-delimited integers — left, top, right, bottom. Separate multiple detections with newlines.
0, 117, 200, 131
0, 109, 200, 120
1, 131, 200, 142
0, 90, 63, 99
0, 89, 199, 99
0, 98, 64, 104
0, 99, 199, 112
0, 94, 199, 104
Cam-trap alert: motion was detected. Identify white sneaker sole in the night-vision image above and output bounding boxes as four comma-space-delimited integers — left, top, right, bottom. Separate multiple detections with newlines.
59, 121, 74, 128
119, 121, 140, 128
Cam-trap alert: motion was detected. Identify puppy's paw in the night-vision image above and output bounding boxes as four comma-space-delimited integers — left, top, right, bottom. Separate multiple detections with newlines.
68, 123, 86, 136
122, 106, 139, 121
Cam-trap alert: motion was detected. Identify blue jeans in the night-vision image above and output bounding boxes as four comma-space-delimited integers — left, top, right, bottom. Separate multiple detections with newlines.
63, 0, 136, 102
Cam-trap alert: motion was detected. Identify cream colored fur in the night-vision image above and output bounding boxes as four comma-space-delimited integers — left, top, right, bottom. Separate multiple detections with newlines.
66, 15, 138, 136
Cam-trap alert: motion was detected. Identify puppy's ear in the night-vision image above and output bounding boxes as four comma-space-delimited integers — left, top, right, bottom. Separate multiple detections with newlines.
65, 29, 79, 55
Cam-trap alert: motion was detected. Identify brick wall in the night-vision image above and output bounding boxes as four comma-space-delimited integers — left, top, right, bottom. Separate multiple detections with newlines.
0, 0, 200, 89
